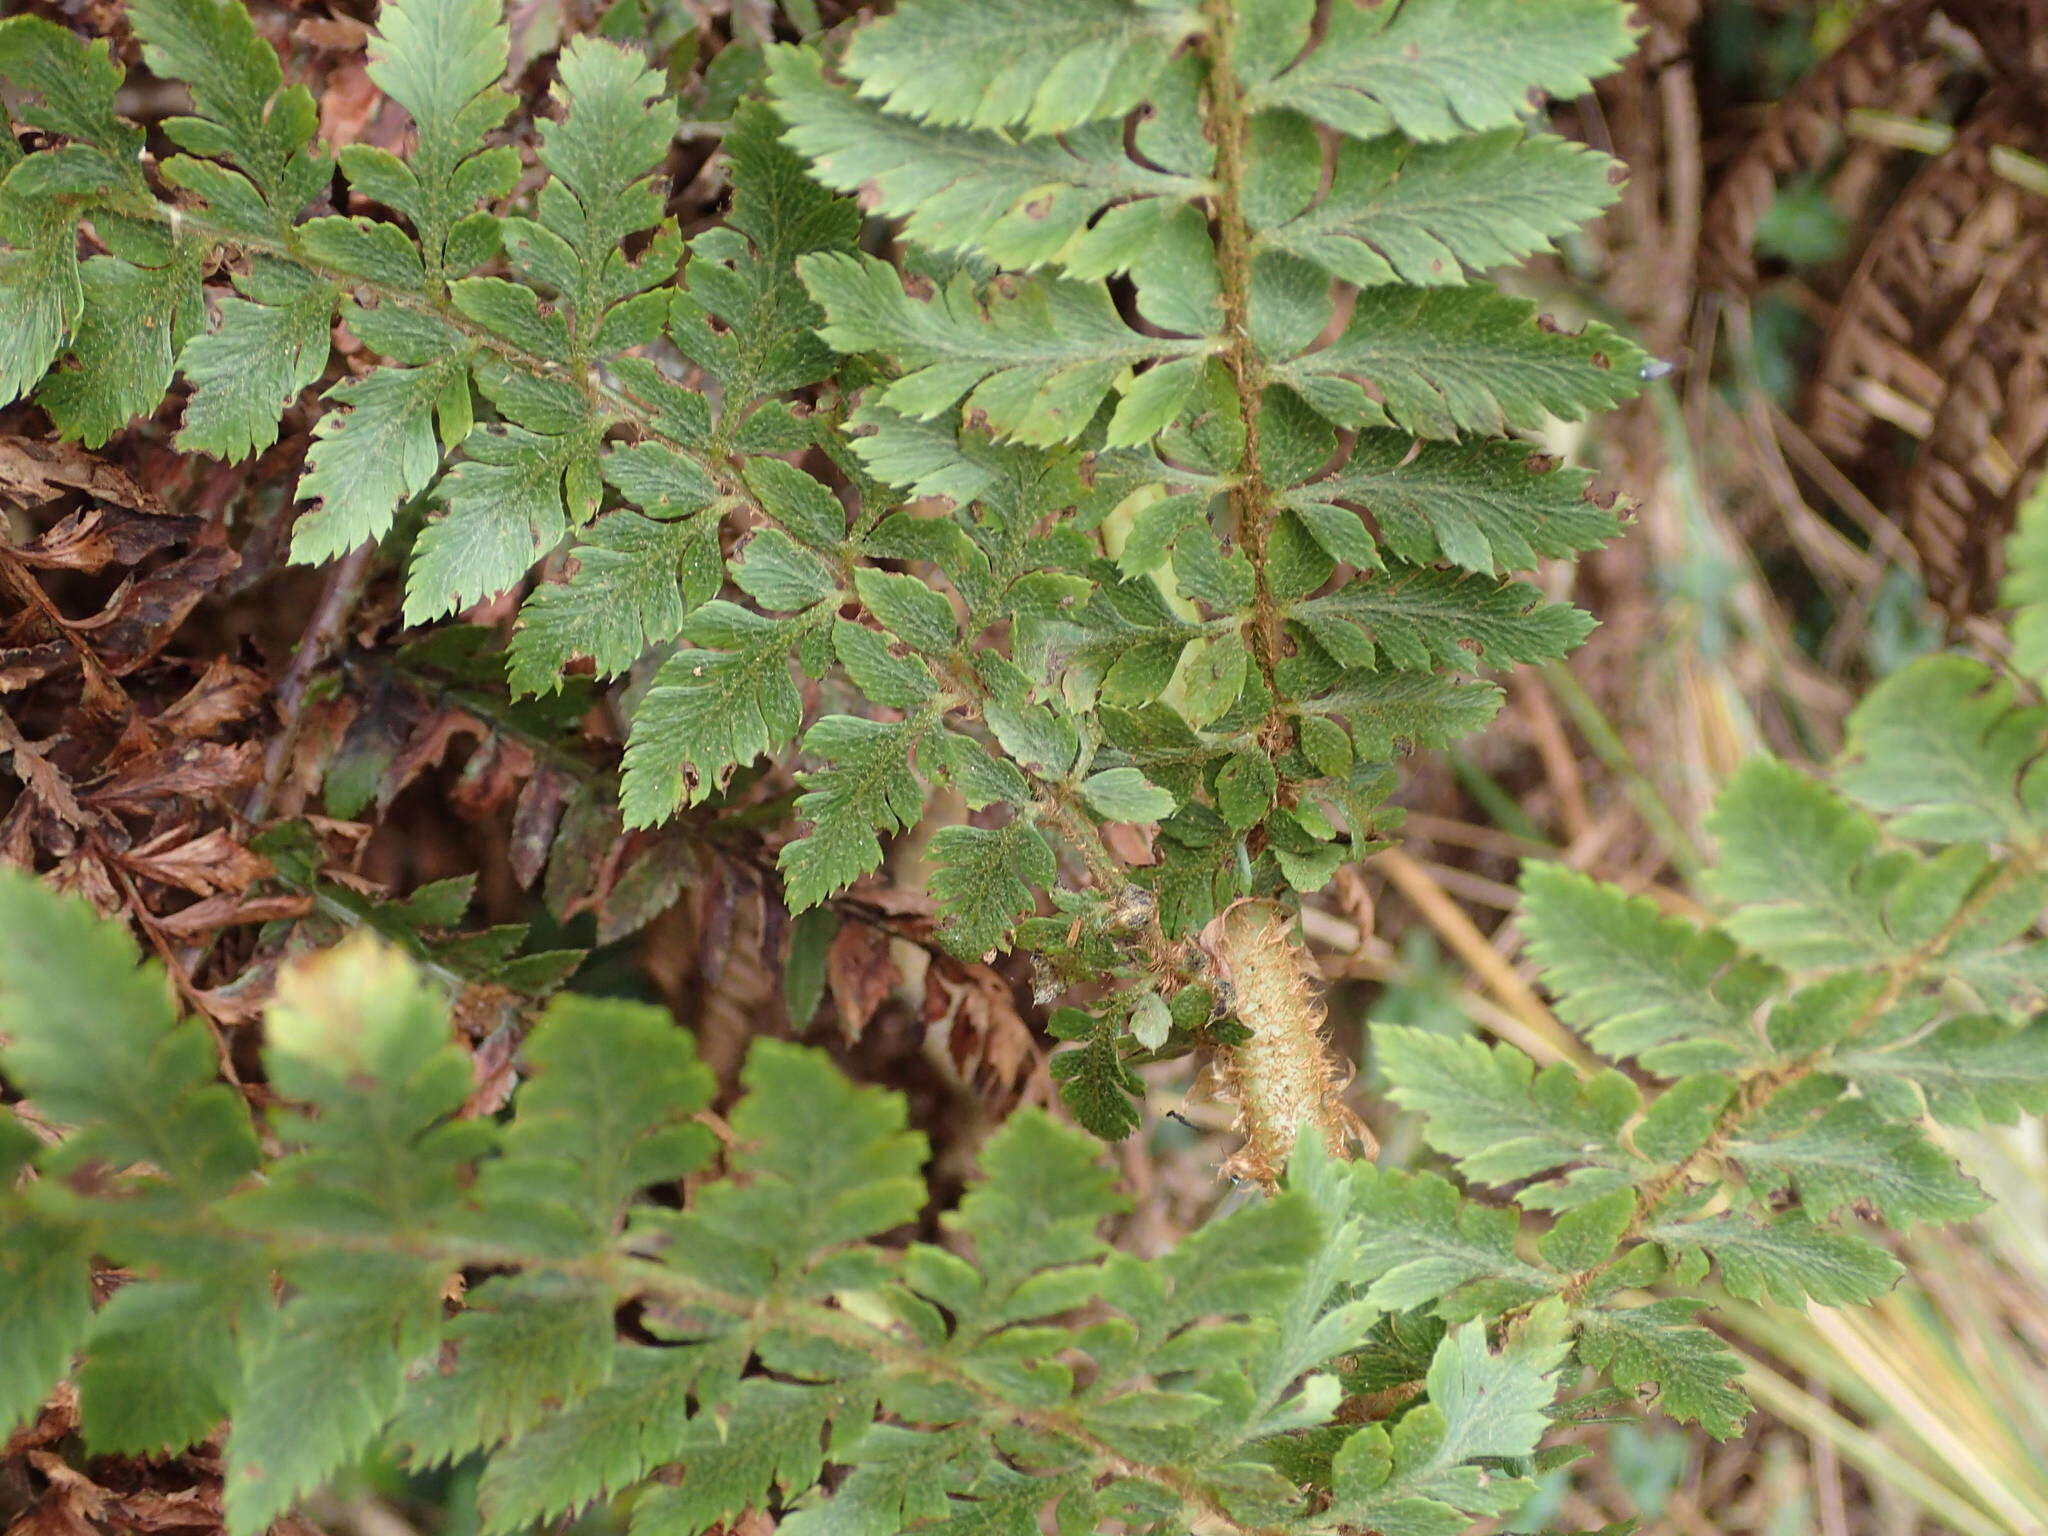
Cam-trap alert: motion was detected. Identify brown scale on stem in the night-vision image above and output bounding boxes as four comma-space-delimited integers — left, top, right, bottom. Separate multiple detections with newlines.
1201, 0, 1296, 760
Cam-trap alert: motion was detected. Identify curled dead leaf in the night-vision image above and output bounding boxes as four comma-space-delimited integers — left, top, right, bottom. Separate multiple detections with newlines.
827, 918, 898, 1041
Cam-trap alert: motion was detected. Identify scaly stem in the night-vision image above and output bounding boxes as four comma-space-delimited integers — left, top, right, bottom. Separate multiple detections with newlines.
1201, 2, 1288, 754
1194, 10, 1364, 1182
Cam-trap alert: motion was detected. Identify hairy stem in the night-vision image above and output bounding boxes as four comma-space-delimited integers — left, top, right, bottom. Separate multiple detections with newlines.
1200, 4, 1287, 753
1191, 9, 1363, 1185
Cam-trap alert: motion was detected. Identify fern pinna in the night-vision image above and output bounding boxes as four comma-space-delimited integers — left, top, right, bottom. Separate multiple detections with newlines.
5, 0, 2045, 1531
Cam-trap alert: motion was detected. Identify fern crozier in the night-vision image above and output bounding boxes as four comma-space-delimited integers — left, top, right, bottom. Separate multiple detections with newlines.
1208, 898, 1365, 1185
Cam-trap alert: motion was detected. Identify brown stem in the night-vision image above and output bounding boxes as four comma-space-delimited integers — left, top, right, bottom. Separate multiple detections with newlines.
1191, 13, 1362, 1187
1201, 2, 1289, 754
243, 541, 375, 829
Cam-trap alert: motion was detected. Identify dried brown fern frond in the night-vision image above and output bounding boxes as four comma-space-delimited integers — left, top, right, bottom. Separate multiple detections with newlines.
1806, 97, 2046, 460
1697, 1, 2048, 618
1943, 0, 2048, 69
1578, 0, 1705, 353
1895, 227, 2048, 612
1699, 0, 1948, 289
1802, 94, 2048, 610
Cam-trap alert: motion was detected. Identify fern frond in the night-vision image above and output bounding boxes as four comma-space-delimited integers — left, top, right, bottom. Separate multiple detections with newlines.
0, 891, 1554, 1536
0, 0, 1653, 1017
1279, 287, 1646, 439
619, 602, 821, 825
770, 46, 1204, 274
1283, 432, 1620, 576
800, 254, 1188, 445
1520, 864, 1775, 1073
9, 3, 2045, 1520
